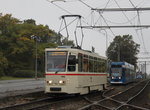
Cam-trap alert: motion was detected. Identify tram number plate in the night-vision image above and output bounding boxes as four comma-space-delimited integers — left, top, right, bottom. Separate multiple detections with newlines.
50, 87, 61, 91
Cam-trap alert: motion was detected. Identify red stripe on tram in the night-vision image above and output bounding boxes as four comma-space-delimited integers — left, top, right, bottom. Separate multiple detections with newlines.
45, 73, 107, 76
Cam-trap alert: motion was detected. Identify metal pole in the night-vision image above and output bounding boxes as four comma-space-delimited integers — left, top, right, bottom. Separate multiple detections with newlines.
145, 61, 146, 79
31, 35, 38, 80
105, 31, 108, 73
117, 43, 120, 62
101, 29, 108, 73
35, 37, 38, 80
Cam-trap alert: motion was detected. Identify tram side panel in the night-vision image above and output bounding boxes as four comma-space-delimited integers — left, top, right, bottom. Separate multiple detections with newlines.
77, 73, 107, 94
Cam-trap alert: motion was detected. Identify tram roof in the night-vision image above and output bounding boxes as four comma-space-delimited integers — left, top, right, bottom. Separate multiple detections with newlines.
45, 47, 107, 60
111, 62, 134, 68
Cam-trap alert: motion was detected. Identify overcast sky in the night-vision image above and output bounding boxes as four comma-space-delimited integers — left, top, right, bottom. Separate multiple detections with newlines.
0, 0, 150, 73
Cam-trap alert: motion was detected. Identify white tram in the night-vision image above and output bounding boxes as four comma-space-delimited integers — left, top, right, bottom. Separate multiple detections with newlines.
45, 46, 107, 95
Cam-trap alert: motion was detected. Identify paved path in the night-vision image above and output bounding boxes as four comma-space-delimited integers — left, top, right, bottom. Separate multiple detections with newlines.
0, 79, 44, 98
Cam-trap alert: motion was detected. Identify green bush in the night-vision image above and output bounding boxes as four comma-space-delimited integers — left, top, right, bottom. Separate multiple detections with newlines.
12, 70, 44, 78
37, 72, 44, 77
13, 70, 35, 78
0, 72, 4, 78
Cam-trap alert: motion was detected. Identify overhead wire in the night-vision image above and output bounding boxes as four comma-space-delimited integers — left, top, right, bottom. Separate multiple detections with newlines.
128, 0, 147, 53
78, 0, 93, 9
93, 0, 111, 26
137, 11, 147, 52
47, 0, 72, 14
79, 0, 116, 37
128, 0, 136, 8
113, 0, 133, 25
127, 0, 148, 53
136, 0, 148, 8
98, 12, 116, 37
97, 0, 116, 38
113, 0, 148, 53
48, 0, 149, 52
102, 14, 138, 25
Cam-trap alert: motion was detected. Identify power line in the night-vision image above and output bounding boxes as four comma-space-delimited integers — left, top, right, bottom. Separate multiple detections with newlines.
101, 14, 138, 25
113, 0, 133, 25
93, 0, 111, 26
91, 2, 149, 53
98, 12, 116, 37
47, 0, 73, 14
128, 0, 136, 8
91, 7, 150, 11
78, 25, 150, 28
78, 0, 93, 9
137, 11, 147, 52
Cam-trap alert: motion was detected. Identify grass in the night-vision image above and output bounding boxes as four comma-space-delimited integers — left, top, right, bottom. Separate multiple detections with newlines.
0, 76, 32, 80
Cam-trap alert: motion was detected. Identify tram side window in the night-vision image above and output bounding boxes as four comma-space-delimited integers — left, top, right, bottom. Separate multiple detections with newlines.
97, 62, 101, 72
97, 59, 106, 72
83, 55, 89, 72
102, 60, 106, 72
78, 53, 83, 72
89, 56, 94, 72
68, 55, 76, 71
94, 57, 98, 72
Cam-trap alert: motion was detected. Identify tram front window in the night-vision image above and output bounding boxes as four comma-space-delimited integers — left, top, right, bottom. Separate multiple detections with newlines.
111, 68, 122, 77
47, 51, 67, 72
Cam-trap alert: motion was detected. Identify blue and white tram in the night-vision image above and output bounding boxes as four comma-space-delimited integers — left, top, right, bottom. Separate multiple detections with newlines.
45, 46, 107, 95
110, 62, 135, 84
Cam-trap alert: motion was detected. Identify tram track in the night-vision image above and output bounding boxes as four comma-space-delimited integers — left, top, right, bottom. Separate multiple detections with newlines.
0, 79, 149, 110
78, 79, 150, 110
0, 96, 73, 110
0, 97, 52, 110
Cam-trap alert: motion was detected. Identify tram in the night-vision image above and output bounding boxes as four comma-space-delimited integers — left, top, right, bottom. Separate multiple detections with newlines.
110, 62, 135, 84
45, 46, 107, 95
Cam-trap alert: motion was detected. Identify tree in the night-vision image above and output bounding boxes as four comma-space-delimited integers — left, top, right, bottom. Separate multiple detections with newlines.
106, 35, 140, 66
0, 51, 8, 77
24, 19, 36, 25
0, 13, 75, 77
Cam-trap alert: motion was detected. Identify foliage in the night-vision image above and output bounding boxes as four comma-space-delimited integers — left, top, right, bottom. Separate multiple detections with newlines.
106, 35, 140, 66
13, 70, 35, 78
0, 76, 30, 80
0, 51, 8, 77
0, 13, 74, 77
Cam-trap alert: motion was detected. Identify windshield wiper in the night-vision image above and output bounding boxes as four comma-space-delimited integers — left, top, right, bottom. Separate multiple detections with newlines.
55, 69, 62, 74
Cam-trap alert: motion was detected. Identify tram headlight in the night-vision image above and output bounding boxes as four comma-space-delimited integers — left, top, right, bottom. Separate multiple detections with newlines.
118, 77, 121, 79
58, 80, 65, 84
47, 80, 53, 84
112, 77, 115, 79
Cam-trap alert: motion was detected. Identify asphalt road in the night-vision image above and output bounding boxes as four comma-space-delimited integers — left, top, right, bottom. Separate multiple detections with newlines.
0, 79, 44, 98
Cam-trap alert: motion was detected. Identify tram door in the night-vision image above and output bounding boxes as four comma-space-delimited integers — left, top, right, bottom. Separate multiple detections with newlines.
67, 53, 77, 72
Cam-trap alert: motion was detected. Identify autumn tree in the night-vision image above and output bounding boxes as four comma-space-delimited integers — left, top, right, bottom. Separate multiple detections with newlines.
0, 13, 74, 77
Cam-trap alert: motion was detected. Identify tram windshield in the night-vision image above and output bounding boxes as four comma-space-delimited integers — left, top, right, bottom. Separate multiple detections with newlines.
46, 51, 67, 72
111, 68, 122, 76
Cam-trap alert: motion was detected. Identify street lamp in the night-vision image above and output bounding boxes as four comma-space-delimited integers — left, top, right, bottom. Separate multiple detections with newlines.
31, 35, 39, 80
